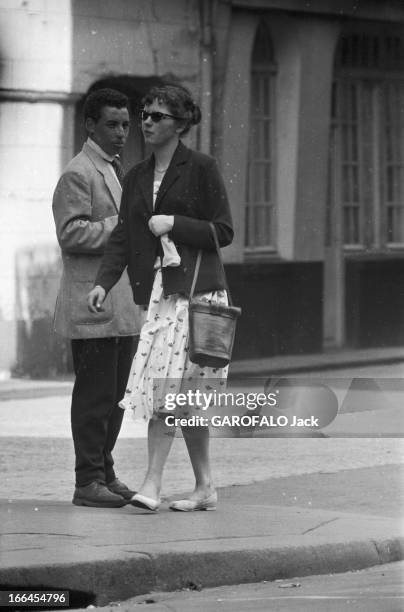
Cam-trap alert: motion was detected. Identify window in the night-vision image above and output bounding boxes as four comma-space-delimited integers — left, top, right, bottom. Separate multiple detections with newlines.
383, 80, 404, 244
329, 31, 404, 249
245, 22, 276, 251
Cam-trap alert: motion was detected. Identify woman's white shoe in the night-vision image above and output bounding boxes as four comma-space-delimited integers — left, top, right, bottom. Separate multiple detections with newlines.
169, 492, 217, 512
130, 493, 160, 511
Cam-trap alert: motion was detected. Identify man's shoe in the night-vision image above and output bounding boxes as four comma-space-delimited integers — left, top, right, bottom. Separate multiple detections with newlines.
72, 481, 126, 508
107, 478, 136, 501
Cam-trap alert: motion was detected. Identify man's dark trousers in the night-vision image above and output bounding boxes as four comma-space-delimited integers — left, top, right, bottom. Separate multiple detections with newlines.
71, 336, 137, 487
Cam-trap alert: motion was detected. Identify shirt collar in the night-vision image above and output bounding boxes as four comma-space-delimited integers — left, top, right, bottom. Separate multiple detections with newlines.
87, 137, 118, 163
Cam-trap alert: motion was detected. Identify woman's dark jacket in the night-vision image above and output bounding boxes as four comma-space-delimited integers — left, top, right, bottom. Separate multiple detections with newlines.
95, 141, 234, 305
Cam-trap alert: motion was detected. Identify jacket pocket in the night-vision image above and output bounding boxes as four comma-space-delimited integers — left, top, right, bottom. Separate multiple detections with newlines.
70, 280, 114, 325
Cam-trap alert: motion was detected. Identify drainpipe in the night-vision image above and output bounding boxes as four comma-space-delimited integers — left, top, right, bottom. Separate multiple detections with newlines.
199, 0, 214, 154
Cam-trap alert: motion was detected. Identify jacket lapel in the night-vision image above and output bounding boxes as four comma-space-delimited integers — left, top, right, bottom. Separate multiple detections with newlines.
83, 142, 121, 212
137, 158, 154, 214
154, 142, 190, 213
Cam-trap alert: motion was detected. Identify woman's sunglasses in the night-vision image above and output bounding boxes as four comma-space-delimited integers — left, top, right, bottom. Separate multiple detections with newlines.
140, 110, 184, 123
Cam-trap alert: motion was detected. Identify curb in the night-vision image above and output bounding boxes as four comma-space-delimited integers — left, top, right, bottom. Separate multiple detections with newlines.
1, 536, 403, 608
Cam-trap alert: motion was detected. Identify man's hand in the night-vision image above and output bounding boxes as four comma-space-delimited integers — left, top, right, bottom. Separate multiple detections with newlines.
87, 285, 106, 313
148, 215, 174, 236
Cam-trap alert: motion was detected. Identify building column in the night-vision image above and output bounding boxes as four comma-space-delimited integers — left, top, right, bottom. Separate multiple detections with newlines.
272, 16, 342, 347
0, 0, 73, 374
220, 11, 258, 263
0, 93, 75, 374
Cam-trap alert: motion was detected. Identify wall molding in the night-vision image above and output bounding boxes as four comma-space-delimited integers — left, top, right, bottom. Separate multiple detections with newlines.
0, 89, 81, 104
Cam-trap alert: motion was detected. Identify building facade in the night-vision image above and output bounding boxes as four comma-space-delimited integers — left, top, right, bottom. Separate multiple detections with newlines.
0, 0, 403, 376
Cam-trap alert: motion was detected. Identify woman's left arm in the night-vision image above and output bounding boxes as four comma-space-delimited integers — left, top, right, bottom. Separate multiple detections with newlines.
169, 157, 234, 250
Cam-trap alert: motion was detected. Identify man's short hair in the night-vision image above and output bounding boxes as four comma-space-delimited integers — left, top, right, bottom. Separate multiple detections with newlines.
84, 88, 129, 122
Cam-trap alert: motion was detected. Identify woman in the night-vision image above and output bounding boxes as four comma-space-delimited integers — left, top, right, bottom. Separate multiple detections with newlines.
88, 84, 233, 512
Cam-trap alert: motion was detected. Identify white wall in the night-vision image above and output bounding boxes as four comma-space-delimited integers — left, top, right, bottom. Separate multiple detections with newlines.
0, 1, 73, 373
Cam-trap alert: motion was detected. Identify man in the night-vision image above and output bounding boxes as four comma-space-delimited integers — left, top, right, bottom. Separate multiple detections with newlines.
52, 88, 141, 507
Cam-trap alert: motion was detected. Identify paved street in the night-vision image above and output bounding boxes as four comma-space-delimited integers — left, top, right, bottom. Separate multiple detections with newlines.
103, 561, 404, 612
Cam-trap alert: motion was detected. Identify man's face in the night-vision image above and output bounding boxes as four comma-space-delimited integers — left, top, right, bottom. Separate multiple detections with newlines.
86, 106, 130, 155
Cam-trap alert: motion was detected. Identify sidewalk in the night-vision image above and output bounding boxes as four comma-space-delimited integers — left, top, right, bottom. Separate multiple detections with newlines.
229, 345, 404, 377
1, 465, 403, 609
1, 345, 404, 400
